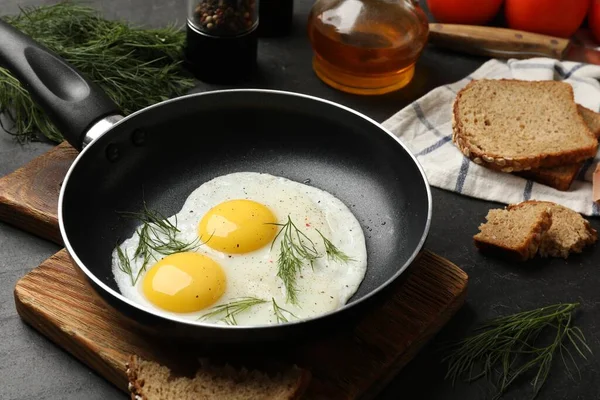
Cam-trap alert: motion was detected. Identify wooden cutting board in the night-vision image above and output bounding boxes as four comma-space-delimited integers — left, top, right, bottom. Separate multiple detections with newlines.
15, 249, 467, 399
3, 142, 469, 399
0, 141, 76, 245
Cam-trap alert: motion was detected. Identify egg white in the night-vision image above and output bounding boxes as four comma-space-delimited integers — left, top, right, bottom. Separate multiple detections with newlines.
111, 172, 368, 326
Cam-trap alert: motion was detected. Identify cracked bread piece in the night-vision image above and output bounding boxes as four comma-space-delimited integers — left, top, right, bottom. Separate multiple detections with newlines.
508, 201, 597, 259
474, 202, 553, 261
453, 79, 598, 172
126, 355, 310, 400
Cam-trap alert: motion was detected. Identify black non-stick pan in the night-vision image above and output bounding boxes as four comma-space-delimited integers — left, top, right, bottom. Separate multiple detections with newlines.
0, 21, 432, 344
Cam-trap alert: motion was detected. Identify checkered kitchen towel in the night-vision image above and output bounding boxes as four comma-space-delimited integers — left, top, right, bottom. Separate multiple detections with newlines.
382, 57, 600, 217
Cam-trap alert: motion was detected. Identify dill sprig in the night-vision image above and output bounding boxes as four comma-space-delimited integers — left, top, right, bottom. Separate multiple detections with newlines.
269, 216, 353, 304
316, 228, 355, 263
116, 245, 138, 286
117, 202, 210, 285
442, 303, 592, 399
116, 243, 148, 286
123, 203, 205, 256
198, 297, 298, 325
0, 2, 195, 143
272, 297, 298, 323
198, 297, 268, 325
270, 216, 320, 304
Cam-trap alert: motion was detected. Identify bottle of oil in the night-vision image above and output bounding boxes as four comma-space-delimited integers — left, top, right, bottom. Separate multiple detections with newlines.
307, 0, 429, 95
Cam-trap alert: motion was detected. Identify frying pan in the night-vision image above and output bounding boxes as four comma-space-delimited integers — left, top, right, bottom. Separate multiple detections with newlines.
0, 21, 432, 344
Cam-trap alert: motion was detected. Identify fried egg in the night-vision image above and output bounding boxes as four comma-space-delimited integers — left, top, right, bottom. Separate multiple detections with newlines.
111, 172, 367, 326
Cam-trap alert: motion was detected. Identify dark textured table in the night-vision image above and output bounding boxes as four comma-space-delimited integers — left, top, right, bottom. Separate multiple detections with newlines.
1, 1, 598, 399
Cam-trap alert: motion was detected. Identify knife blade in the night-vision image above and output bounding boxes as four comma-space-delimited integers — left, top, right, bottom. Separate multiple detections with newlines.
428, 23, 600, 65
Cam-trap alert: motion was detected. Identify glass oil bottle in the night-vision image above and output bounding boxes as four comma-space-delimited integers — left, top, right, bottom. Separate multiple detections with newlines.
307, 0, 429, 95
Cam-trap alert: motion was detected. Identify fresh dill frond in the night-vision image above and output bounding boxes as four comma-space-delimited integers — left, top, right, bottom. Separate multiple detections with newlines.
272, 298, 298, 323
270, 216, 321, 304
117, 202, 211, 285
442, 303, 592, 399
198, 297, 267, 325
116, 245, 135, 285
0, 2, 195, 143
141, 223, 205, 256
121, 201, 206, 257
274, 243, 303, 305
133, 223, 151, 260
116, 244, 146, 285
126, 224, 153, 281
121, 202, 181, 241
315, 228, 354, 263
268, 217, 353, 304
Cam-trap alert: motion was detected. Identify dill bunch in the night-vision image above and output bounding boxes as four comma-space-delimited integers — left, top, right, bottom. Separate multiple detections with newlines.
0, 2, 195, 143
442, 303, 592, 399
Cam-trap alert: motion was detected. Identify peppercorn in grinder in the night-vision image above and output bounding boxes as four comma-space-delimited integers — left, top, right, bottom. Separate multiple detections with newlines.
185, 0, 258, 83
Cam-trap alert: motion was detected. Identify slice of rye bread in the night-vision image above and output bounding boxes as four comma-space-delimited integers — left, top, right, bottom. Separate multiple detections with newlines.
452, 79, 598, 172
473, 202, 553, 261
515, 105, 600, 191
508, 201, 597, 259
579, 104, 600, 137
516, 165, 583, 191
126, 355, 311, 400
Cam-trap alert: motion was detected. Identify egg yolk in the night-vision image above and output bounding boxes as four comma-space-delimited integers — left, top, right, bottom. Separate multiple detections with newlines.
142, 252, 226, 313
198, 199, 277, 254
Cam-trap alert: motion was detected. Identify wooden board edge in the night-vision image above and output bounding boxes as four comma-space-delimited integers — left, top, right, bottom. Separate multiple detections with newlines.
356, 252, 469, 400
0, 141, 73, 245
0, 197, 62, 244
13, 283, 130, 394
358, 284, 468, 400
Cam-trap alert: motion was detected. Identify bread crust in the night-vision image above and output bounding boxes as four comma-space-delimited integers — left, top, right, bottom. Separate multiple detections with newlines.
125, 354, 311, 400
577, 104, 600, 138
473, 205, 553, 262
452, 79, 598, 172
515, 164, 581, 191
126, 355, 145, 400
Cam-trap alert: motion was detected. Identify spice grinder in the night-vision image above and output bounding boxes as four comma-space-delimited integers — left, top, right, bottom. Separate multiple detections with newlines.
185, 0, 259, 83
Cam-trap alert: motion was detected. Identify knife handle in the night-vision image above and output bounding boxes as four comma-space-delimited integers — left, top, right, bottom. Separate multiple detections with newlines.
428, 23, 570, 60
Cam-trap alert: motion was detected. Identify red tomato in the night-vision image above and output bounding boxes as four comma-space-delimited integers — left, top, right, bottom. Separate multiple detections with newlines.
505, 0, 590, 38
426, 0, 504, 25
589, 0, 600, 44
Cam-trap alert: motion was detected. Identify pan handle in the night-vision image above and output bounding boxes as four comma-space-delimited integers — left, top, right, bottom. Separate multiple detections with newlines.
0, 20, 122, 150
